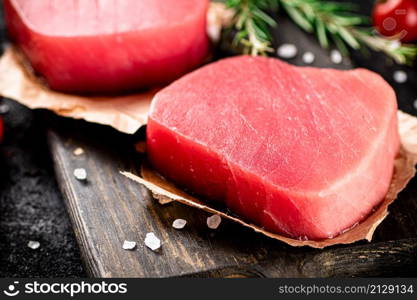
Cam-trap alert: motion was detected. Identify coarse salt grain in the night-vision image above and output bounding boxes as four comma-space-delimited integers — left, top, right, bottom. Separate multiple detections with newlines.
393, 70, 407, 83
144, 232, 161, 251
0, 103, 10, 114
28, 240, 40, 250
207, 214, 222, 229
122, 240, 136, 250
277, 44, 298, 59
172, 219, 187, 230
330, 49, 343, 64
302, 52, 315, 64
73, 168, 87, 181
73, 147, 84, 156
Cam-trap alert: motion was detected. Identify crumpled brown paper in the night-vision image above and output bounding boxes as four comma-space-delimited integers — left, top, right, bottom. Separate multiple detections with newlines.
0, 3, 232, 134
0, 47, 157, 134
121, 111, 417, 248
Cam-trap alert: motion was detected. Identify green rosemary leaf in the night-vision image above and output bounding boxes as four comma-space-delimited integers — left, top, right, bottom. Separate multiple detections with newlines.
282, 4, 314, 32
338, 26, 360, 49
252, 7, 277, 26
316, 18, 329, 48
320, 2, 359, 12
332, 33, 349, 56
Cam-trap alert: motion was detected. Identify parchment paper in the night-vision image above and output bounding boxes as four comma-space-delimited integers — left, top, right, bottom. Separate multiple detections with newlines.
0, 47, 158, 134
121, 111, 417, 248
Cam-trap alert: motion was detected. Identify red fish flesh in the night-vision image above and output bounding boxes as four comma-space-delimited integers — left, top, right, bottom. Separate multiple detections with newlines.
4, 0, 209, 93
147, 56, 400, 240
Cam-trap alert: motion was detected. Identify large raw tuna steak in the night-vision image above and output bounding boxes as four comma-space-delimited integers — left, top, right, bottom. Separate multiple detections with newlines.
4, 0, 209, 93
147, 56, 400, 240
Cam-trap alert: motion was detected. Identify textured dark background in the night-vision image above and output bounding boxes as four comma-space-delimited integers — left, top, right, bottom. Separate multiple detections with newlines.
0, 100, 86, 277
0, 0, 416, 277
0, 3, 86, 277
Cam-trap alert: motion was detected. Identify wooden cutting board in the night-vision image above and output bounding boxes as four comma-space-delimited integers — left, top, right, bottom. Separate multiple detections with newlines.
48, 17, 417, 278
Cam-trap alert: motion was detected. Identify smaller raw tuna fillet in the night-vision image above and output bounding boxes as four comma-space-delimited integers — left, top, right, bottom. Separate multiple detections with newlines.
4, 0, 209, 93
147, 56, 400, 240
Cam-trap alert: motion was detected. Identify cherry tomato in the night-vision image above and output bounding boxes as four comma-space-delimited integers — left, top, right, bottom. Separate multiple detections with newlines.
373, 0, 417, 42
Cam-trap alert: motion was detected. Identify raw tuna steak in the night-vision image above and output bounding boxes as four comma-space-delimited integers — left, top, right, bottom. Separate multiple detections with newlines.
147, 56, 400, 240
4, 0, 209, 93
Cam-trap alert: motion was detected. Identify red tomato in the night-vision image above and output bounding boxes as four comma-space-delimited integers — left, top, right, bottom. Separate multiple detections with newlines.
373, 0, 417, 42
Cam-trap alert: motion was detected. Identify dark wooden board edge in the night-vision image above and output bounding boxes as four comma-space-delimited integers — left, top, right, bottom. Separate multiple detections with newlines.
48, 130, 106, 277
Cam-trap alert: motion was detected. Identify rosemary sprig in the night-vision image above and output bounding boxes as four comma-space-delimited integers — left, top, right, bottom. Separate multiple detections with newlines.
351, 29, 417, 65
226, 0, 278, 55
226, 0, 417, 65
280, 0, 417, 65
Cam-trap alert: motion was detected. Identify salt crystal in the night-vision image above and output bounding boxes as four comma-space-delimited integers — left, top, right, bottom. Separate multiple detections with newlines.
330, 49, 343, 64
413, 99, 417, 110
144, 232, 161, 251
302, 52, 315, 64
122, 240, 136, 250
27, 240, 40, 250
393, 70, 407, 83
73, 147, 84, 156
73, 168, 87, 181
277, 44, 298, 59
172, 219, 187, 230
0, 103, 10, 114
207, 214, 222, 229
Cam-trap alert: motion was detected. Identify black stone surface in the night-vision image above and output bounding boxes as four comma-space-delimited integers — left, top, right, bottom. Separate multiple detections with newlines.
0, 2, 85, 277
0, 99, 86, 277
